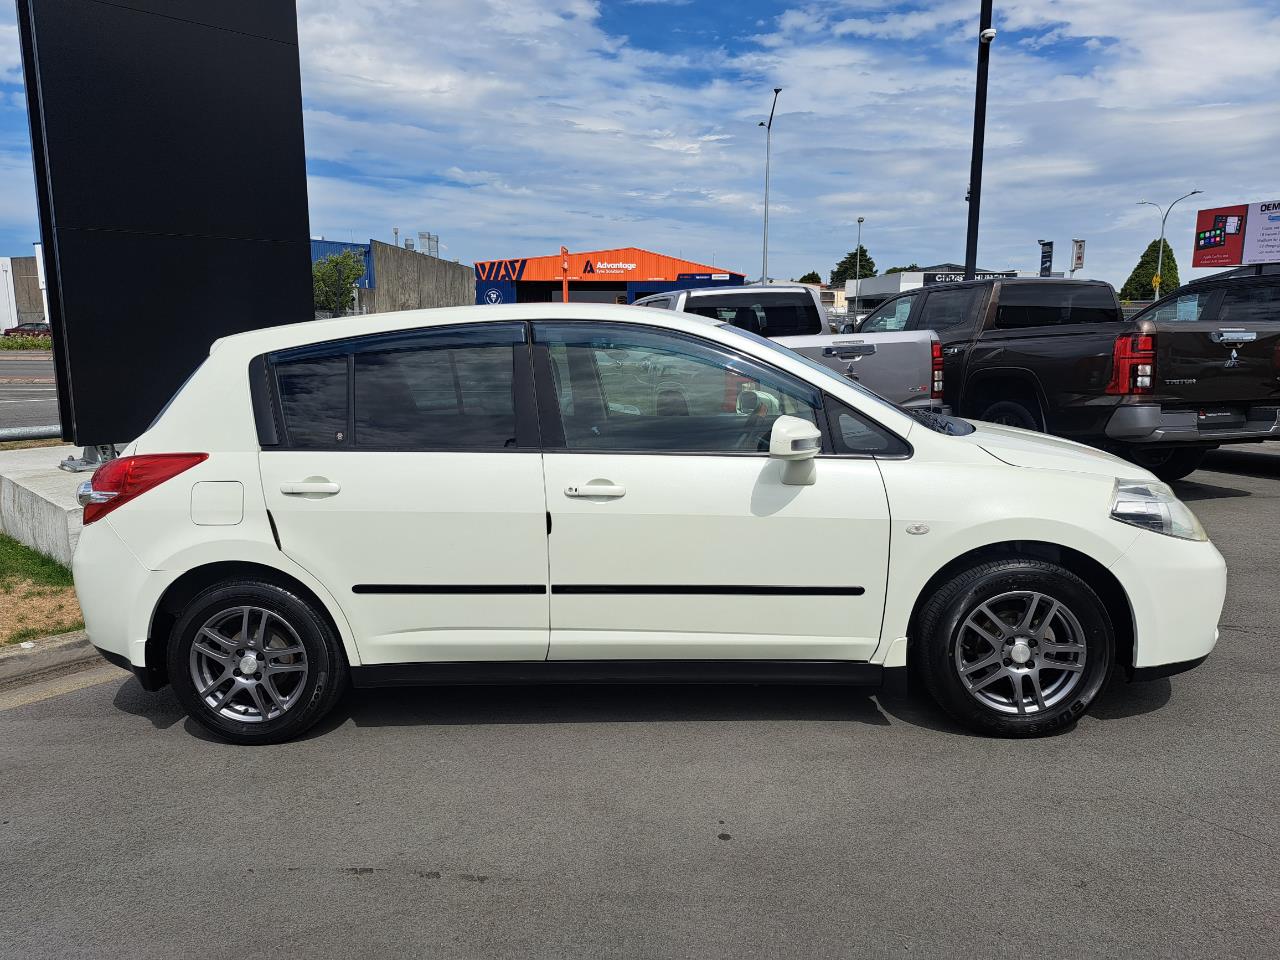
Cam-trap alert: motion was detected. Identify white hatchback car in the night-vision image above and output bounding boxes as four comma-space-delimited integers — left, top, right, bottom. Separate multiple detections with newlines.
74, 304, 1225, 743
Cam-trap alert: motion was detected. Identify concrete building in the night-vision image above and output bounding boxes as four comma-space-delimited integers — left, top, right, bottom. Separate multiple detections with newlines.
844, 263, 1017, 314
0, 255, 47, 328
310, 238, 474, 315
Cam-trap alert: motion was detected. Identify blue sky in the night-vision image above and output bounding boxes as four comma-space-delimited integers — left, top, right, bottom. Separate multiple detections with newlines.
0, 0, 1278, 287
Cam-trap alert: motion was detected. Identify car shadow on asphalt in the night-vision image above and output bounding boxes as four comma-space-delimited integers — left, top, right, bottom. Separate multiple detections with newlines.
1172, 478, 1251, 502
105, 669, 1174, 743
1201, 447, 1280, 480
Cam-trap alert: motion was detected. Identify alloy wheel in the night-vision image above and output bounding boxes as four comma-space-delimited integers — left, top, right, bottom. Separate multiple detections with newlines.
953, 590, 1087, 716
188, 605, 309, 723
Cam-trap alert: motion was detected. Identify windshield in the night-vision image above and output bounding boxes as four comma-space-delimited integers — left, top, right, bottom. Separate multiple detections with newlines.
689, 291, 823, 337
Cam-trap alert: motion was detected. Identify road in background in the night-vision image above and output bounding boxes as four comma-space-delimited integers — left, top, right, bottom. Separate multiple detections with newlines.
0, 353, 57, 431
0, 447, 1278, 959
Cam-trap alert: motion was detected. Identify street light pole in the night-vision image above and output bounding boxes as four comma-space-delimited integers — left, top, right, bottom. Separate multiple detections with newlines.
1137, 190, 1201, 299
854, 216, 864, 314
963, 0, 996, 281
759, 87, 782, 285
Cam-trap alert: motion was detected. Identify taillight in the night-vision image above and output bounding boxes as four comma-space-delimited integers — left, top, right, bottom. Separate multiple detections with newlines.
931, 341, 944, 402
1105, 334, 1155, 395
77, 453, 207, 524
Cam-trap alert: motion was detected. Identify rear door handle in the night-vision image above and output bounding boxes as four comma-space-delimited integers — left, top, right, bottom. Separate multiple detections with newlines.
565, 483, 626, 499
280, 480, 341, 496
943, 346, 964, 356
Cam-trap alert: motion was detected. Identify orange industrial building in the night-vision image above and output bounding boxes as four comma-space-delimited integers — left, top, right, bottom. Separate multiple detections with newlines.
474, 246, 745, 305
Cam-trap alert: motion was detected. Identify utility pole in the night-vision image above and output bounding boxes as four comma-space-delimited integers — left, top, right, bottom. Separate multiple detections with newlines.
1137, 190, 1202, 299
758, 87, 782, 285
963, 1, 996, 281
854, 217, 864, 315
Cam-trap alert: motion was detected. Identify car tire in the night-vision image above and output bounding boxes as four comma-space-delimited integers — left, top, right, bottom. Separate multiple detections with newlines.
977, 399, 1041, 431
915, 558, 1114, 737
1122, 446, 1207, 482
167, 579, 348, 745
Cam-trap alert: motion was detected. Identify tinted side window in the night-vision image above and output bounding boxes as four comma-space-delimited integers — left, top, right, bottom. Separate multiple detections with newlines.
1218, 285, 1280, 324
1143, 290, 1216, 324
276, 355, 349, 448
270, 324, 523, 450
683, 292, 822, 337
996, 283, 1118, 328
916, 288, 981, 332
354, 330, 518, 449
536, 323, 822, 453
860, 293, 917, 333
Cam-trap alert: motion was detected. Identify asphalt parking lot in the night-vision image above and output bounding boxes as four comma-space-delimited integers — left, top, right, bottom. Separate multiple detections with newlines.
1, 446, 1277, 960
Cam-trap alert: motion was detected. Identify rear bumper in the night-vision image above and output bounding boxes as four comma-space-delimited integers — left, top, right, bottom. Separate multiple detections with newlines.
1106, 403, 1280, 445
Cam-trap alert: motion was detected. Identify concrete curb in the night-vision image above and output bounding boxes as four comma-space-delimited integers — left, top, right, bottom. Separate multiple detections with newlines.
0, 629, 102, 687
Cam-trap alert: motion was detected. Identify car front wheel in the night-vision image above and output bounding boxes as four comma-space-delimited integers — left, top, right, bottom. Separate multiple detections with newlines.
916, 559, 1114, 737
168, 580, 347, 744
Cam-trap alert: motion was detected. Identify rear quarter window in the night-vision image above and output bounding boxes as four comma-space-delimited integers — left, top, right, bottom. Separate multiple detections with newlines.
995, 283, 1118, 328
683, 291, 822, 337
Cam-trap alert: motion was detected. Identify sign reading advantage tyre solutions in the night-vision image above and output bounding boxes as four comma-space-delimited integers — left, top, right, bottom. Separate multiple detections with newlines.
1191, 200, 1280, 268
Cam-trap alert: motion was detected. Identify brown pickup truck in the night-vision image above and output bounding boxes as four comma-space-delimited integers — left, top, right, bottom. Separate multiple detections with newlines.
856, 266, 1280, 480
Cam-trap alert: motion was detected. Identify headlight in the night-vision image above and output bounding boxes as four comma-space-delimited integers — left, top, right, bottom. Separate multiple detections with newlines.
1110, 479, 1207, 541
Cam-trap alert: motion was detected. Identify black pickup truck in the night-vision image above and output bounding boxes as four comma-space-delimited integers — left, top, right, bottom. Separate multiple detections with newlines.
857, 269, 1280, 480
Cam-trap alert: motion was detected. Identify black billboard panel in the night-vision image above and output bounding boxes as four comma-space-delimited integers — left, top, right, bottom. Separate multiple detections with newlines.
18, 0, 311, 444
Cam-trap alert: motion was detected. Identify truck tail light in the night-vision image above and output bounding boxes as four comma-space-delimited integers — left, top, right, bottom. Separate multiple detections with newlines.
931, 341, 944, 402
1105, 334, 1155, 395
77, 453, 207, 525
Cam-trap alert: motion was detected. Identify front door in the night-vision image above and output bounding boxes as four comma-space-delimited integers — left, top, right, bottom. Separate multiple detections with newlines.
532, 321, 891, 661
257, 322, 550, 664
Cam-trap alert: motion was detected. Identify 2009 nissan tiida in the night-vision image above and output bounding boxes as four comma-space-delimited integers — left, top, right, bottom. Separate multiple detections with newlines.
73, 304, 1225, 743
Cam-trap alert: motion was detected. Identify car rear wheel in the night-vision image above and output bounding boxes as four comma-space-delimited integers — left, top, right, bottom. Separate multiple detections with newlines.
1122, 446, 1207, 482
168, 580, 347, 744
977, 399, 1040, 431
916, 559, 1114, 737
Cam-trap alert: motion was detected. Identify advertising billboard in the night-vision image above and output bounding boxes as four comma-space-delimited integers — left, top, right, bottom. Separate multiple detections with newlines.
1191, 201, 1280, 268
17, 0, 312, 444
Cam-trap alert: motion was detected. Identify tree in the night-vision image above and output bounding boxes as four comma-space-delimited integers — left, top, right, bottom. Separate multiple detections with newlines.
884, 263, 920, 274
796, 270, 822, 285
1120, 239, 1179, 301
313, 250, 367, 315
829, 246, 877, 286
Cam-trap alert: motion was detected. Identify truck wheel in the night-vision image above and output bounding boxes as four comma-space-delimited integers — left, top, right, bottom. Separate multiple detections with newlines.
977, 399, 1040, 431
1123, 447, 1207, 482
915, 558, 1114, 738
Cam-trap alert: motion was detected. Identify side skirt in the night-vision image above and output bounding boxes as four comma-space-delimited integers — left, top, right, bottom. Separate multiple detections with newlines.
350, 660, 884, 689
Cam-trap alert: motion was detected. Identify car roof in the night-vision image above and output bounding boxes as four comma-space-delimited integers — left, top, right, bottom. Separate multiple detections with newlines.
209, 302, 726, 358
682, 284, 813, 297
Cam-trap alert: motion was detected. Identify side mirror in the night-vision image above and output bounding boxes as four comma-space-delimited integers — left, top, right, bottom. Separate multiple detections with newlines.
769, 415, 822, 485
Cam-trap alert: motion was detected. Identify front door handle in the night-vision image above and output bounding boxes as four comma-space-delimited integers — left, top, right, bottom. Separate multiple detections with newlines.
565, 482, 626, 499
280, 480, 341, 496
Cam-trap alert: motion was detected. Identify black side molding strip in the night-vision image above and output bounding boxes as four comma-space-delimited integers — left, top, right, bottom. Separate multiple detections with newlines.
352, 585, 864, 597
351, 659, 883, 689
353, 584, 548, 595
552, 585, 865, 597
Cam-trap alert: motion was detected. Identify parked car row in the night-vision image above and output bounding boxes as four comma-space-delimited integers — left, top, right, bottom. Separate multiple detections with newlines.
849, 268, 1280, 480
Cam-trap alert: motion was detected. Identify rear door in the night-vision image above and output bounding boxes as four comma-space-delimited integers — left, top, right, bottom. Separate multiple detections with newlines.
1144, 281, 1280, 408
257, 322, 551, 665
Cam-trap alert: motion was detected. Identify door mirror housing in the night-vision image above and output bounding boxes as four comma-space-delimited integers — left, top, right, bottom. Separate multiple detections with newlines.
769, 415, 822, 485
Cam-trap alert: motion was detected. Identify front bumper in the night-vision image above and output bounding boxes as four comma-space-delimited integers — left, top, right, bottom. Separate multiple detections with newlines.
1106, 403, 1280, 445
1109, 528, 1226, 670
